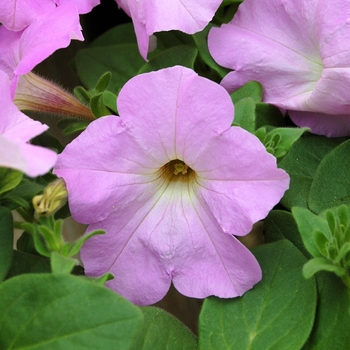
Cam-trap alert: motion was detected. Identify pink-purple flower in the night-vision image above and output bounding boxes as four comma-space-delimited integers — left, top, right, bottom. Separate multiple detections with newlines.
115, 0, 222, 60
209, 0, 350, 137
0, 4, 84, 97
54, 66, 289, 305
0, 70, 57, 177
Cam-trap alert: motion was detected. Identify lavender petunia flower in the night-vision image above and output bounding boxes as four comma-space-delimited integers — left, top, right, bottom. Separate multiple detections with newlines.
209, 0, 350, 137
0, 0, 99, 31
54, 66, 289, 305
0, 4, 83, 97
0, 70, 57, 177
115, 0, 222, 60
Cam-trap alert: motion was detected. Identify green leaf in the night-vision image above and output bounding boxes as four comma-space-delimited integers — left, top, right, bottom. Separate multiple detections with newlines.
279, 135, 345, 210
68, 229, 105, 257
255, 102, 285, 128
102, 90, 118, 113
73, 86, 92, 105
95, 71, 112, 93
292, 207, 331, 258
5, 250, 51, 278
138, 45, 198, 73
0, 168, 23, 196
303, 257, 346, 278
232, 97, 256, 133
50, 252, 78, 274
230, 81, 262, 104
90, 93, 111, 118
131, 307, 197, 350
90, 23, 137, 47
198, 240, 316, 350
264, 127, 309, 160
0, 207, 13, 281
192, 24, 229, 78
75, 43, 145, 93
309, 139, 350, 213
62, 121, 90, 135
303, 273, 350, 350
155, 30, 194, 50
264, 210, 310, 258
0, 274, 143, 349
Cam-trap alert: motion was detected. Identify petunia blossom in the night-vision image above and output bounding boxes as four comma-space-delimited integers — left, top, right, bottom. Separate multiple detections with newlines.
208, 0, 350, 137
0, 70, 57, 177
0, 4, 83, 97
115, 0, 222, 60
0, 0, 100, 31
54, 66, 289, 305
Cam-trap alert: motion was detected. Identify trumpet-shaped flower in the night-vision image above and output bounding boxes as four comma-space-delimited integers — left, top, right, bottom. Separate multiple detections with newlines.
0, 0, 99, 31
0, 4, 83, 97
115, 0, 222, 60
54, 66, 289, 305
209, 0, 350, 137
0, 70, 57, 177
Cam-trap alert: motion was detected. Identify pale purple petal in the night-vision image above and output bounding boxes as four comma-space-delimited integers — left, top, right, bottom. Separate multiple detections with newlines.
55, 0, 100, 14
54, 116, 162, 224
0, 70, 57, 176
0, 4, 83, 91
116, 0, 222, 59
208, 0, 350, 137
0, 1, 55, 31
117, 66, 234, 163
82, 178, 261, 305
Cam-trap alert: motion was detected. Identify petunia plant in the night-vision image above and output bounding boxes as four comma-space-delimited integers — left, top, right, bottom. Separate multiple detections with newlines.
0, 0, 350, 349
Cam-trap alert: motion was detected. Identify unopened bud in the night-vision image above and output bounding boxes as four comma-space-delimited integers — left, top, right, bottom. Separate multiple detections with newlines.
33, 179, 68, 217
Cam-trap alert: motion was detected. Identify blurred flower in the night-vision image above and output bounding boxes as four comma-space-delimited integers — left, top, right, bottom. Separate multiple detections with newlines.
115, 0, 222, 60
209, 0, 350, 137
0, 70, 57, 177
0, 0, 100, 31
54, 66, 289, 305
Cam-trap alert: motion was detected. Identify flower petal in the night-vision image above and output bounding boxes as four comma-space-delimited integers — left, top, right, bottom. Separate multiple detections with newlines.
117, 66, 234, 164
81, 176, 261, 305
192, 127, 289, 236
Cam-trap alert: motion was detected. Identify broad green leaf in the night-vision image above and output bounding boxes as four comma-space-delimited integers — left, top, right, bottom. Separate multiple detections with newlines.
264, 210, 310, 258
0, 207, 13, 281
232, 97, 256, 133
192, 24, 229, 78
279, 135, 345, 210
90, 23, 137, 47
50, 252, 78, 274
131, 307, 197, 349
155, 30, 194, 50
199, 240, 316, 350
75, 43, 145, 93
0, 274, 143, 349
303, 258, 346, 278
303, 273, 350, 350
138, 45, 198, 73
255, 103, 285, 128
309, 139, 350, 213
5, 250, 51, 278
230, 81, 262, 104
292, 207, 330, 258
0, 168, 23, 196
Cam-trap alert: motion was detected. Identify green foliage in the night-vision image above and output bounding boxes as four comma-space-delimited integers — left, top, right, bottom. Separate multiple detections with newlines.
131, 307, 197, 349
0, 207, 13, 282
198, 240, 316, 350
0, 274, 143, 349
0, 168, 23, 196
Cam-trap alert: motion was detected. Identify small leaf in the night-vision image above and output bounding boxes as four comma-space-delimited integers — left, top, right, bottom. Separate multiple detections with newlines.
73, 86, 92, 105
95, 71, 112, 93
303, 258, 346, 278
68, 229, 105, 257
50, 252, 78, 274
0, 168, 23, 196
103, 90, 118, 113
230, 81, 262, 104
93, 272, 114, 286
63, 121, 90, 135
232, 97, 256, 133
90, 93, 111, 118
255, 103, 285, 128
292, 207, 330, 258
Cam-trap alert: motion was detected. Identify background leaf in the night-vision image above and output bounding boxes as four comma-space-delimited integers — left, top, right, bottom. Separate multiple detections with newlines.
198, 240, 316, 350
131, 307, 197, 349
0, 274, 143, 349
0, 207, 13, 281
